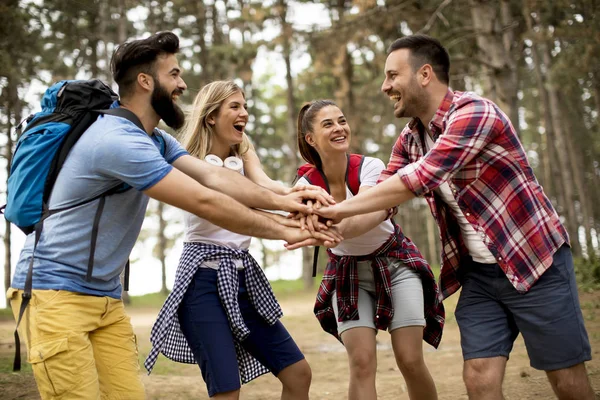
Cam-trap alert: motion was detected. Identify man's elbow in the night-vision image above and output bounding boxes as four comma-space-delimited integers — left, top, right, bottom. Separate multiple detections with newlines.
186, 190, 222, 218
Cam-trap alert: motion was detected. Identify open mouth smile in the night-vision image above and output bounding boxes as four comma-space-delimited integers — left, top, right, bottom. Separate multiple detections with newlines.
233, 122, 246, 133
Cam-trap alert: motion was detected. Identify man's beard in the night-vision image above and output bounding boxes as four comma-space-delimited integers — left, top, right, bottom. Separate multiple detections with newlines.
151, 79, 185, 130
394, 81, 427, 120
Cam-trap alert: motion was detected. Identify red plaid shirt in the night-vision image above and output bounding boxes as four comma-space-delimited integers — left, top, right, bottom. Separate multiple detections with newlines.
378, 89, 569, 300
314, 222, 445, 348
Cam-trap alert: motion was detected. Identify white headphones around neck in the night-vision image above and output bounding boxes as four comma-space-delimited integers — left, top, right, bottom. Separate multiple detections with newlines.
205, 154, 243, 173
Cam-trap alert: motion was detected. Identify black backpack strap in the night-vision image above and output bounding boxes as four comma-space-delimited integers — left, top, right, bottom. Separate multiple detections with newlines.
86, 196, 107, 282
312, 246, 320, 277
124, 259, 130, 291
13, 217, 44, 371
97, 108, 145, 132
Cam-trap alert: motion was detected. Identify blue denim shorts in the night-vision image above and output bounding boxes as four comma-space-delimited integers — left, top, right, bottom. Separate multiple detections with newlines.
455, 245, 591, 371
177, 267, 304, 397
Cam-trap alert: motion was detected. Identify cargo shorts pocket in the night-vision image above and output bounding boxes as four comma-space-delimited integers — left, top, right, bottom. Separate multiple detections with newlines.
28, 338, 75, 397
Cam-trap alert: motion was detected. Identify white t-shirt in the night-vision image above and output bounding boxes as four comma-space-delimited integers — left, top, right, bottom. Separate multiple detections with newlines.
183, 168, 251, 269
424, 134, 496, 263
297, 157, 394, 256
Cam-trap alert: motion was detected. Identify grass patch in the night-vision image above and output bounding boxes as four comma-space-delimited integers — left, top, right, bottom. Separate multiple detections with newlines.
0, 307, 14, 322
127, 291, 169, 309
0, 353, 32, 374
270, 278, 310, 297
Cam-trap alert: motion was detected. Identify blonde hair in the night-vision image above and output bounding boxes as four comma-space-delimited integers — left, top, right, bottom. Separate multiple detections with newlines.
180, 80, 251, 159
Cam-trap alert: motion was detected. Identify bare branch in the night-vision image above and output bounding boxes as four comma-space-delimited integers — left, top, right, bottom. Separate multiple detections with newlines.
419, 0, 453, 34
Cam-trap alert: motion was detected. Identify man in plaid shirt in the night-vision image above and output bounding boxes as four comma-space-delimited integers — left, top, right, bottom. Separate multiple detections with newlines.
316, 34, 594, 399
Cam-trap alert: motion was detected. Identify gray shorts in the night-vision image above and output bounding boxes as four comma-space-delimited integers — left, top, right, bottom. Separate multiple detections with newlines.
332, 258, 425, 334
455, 245, 591, 371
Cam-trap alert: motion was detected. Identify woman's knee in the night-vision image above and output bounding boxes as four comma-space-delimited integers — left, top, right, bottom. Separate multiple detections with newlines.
348, 349, 377, 379
395, 351, 425, 376
279, 359, 312, 389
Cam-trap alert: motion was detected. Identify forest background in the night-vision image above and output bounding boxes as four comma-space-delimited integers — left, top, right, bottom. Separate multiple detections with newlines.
1, 0, 600, 306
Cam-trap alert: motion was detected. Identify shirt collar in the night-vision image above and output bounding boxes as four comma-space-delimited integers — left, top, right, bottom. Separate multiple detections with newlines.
430, 88, 454, 133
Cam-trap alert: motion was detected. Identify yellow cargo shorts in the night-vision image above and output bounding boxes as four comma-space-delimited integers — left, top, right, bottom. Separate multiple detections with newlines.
7, 288, 145, 400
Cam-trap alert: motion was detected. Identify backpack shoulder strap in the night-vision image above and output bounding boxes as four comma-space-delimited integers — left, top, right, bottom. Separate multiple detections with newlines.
100, 109, 168, 157
346, 154, 365, 195
98, 108, 145, 132
296, 164, 330, 193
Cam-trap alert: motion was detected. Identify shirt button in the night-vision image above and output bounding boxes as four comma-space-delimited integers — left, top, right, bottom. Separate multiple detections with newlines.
498, 257, 502, 261
466, 213, 470, 216
375, 315, 380, 319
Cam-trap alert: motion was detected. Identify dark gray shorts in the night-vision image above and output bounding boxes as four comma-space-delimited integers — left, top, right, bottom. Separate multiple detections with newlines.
455, 245, 591, 371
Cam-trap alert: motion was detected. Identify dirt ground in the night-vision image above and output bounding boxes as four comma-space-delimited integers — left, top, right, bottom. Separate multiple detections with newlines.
1, 290, 599, 400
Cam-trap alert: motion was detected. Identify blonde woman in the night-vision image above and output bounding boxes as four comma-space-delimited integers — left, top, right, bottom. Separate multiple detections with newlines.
146, 81, 338, 400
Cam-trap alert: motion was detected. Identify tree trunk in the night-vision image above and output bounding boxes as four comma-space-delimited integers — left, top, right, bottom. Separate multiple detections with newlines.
330, 1, 355, 139
542, 46, 581, 256
118, 0, 127, 43
560, 97, 594, 259
88, 3, 100, 77
278, 0, 299, 178
192, 1, 210, 85
3, 78, 19, 307
470, 0, 519, 125
522, 2, 558, 201
302, 247, 314, 290
425, 207, 439, 267
98, 0, 110, 83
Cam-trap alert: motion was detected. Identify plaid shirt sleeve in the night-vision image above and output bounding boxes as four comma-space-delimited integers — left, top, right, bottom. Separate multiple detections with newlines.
399, 99, 502, 197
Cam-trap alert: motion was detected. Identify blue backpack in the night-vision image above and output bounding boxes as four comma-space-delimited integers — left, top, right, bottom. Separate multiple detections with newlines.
4, 79, 149, 231
3, 79, 166, 371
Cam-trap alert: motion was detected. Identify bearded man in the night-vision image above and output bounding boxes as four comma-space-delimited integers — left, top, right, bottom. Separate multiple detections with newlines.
7, 31, 338, 400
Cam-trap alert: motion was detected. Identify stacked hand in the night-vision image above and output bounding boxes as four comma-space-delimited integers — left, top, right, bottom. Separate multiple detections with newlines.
278, 184, 336, 214
265, 210, 343, 249
283, 199, 347, 250
272, 184, 349, 249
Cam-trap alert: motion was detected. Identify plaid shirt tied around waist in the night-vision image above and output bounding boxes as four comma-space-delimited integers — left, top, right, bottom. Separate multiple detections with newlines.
314, 222, 445, 348
144, 242, 283, 384
379, 89, 569, 300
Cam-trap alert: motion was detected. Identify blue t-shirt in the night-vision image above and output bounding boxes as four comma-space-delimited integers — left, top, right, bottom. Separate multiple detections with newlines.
11, 112, 188, 298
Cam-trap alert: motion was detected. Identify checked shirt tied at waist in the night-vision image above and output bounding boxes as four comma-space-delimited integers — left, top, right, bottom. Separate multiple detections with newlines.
145, 242, 283, 384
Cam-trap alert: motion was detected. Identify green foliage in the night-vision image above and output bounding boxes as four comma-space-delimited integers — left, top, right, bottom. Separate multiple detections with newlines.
575, 257, 600, 290
0, 307, 14, 321
127, 291, 169, 309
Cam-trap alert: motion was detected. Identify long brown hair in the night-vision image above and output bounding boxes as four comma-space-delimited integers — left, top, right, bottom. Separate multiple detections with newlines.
297, 100, 337, 170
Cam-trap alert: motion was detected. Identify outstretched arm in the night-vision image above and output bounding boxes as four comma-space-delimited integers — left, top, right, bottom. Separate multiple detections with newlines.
242, 145, 290, 195
144, 167, 341, 245
172, 154, 335, 213
333, 185, 390, 239
285, 186, 390, 250
314, 174, 414, 223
